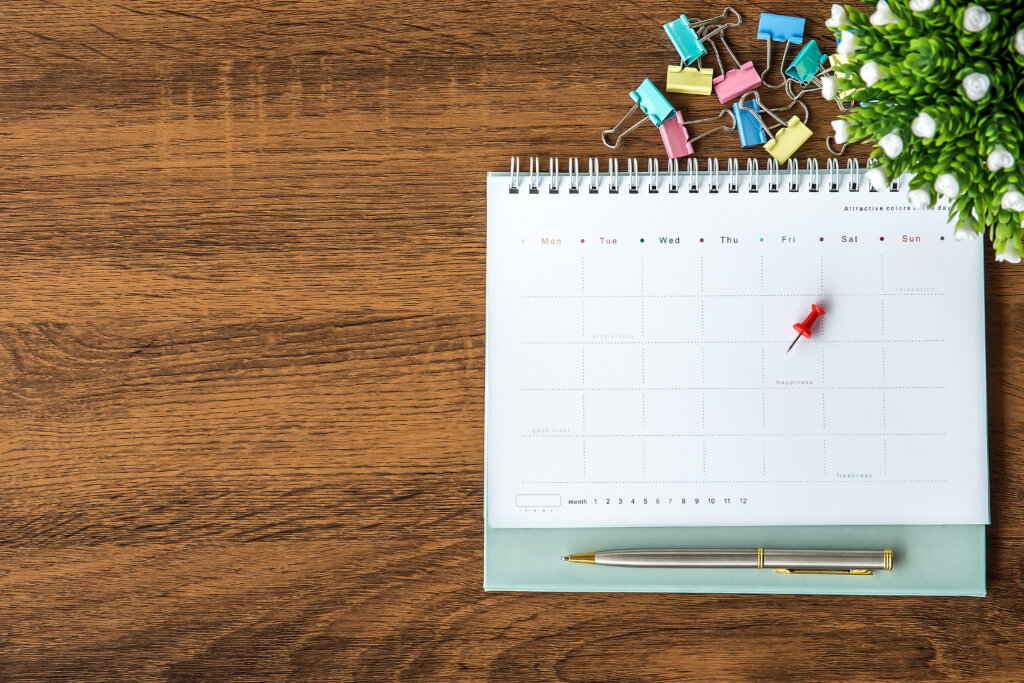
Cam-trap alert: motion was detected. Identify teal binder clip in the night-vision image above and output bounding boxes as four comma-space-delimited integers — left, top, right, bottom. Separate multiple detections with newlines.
630, 78, 675, 127
784, 40, 828, 86
601, 78, 676, 149
664, 15, 707, 65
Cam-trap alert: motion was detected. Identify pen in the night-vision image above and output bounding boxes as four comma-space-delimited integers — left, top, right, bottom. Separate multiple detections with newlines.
562, 548, 893, 575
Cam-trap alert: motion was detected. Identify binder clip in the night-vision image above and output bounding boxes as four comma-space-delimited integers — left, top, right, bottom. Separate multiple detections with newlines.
671, 108, 737, 156
707, 28, 762, 103
601, 78, 676, 149
784, 40, 828, 86
738, 91, 812, 163
663, 15, 707, 65
658, 112, 694, 158
757, 13, 805, 88
666, 64, 714, 96
732, 99, 767, 147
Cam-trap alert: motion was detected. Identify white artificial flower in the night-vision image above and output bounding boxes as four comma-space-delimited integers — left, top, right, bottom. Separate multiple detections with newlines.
908, 189, 931, 208
826, 4, 848, 29
870, 0, 898, 25
860, 61, 886, 86
1016, 29, 1024, 55
865, 167, 887, 191
1002, 190, 1024, 211
962, 5, 992, 32
962, 72, 991, 101
988, 145, 1015, 172
911, 111, 936, 138
996, 240, 1022, 264
831, 119, 849, 144
837, 31, 857, 54
909, 0, 935, 10
955, 213, 979, 241
821, 76, 838, 100
878, 131, 904, 158
934, 173, 960, 199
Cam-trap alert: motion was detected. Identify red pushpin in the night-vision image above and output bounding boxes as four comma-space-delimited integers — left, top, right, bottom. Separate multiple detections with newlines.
787, 304, 825, 353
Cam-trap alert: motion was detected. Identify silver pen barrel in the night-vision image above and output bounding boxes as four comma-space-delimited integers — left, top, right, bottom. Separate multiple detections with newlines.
572, 548, 893, 572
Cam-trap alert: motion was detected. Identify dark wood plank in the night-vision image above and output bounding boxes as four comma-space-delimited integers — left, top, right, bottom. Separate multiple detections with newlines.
1, 0, 1022, 680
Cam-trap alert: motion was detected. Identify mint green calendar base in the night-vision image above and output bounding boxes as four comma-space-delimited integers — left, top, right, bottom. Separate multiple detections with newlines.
484, 525, 985, 596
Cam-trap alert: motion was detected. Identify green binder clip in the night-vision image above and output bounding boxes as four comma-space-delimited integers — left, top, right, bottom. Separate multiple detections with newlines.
784, 40, 828, 86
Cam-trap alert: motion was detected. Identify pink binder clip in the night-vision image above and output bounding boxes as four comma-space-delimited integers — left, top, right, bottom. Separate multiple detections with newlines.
658, 112, 694, 158
707, 29, 762, 103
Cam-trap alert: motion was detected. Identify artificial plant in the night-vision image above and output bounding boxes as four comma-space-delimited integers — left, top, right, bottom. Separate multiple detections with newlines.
825, 0, 1024, 262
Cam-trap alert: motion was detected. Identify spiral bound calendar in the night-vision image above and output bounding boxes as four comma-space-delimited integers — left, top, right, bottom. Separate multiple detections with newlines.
485, 157, 989, 530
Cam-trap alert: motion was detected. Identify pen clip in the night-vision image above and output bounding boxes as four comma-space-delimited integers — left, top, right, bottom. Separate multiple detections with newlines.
774, 568, 874, 576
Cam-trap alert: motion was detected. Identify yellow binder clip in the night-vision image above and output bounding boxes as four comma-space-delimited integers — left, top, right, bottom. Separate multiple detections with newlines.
738, 91, 812, 164
666, 64, 714, 95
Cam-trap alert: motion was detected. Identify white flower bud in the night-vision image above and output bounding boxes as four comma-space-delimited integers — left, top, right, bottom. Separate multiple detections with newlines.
821, 76, 838, 100
911, 111, 936, 138
860, 61, 886, 86
865, 168, 887, 191
908, 189, 931, 208
826, 4, 848, 29
963, 5, 991, 32
988, 145, 1015, 172
909, 0, 935, 10
996, 240, 1022, 264
955, 213, 979, 241
837, 31, 857, 54
934, 174, 960, 199
962, 72, 991, 101
878, 131, 904, 158
831, 119, 849, 144
1002, 190, 1024, 211
1016, 29, 1024, 55
870, 1, 898, 25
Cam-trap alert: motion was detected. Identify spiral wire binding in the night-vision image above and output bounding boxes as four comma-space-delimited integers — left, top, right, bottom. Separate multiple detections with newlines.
727, 158, 739, 193
647, 158, 660, 193
787, 158, 799, 192
627, 158, 641, 194
506, 157, 898, 195
827, 157, 841, 192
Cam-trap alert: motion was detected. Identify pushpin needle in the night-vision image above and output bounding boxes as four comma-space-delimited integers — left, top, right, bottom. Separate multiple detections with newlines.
787, 304, 825, 353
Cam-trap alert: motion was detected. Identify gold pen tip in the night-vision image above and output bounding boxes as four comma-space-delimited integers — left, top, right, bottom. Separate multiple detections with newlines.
564, 553, 596, 564
561, 556, 569, 561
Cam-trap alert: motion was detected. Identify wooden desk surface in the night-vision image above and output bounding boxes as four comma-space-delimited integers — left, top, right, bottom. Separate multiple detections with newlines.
2, 1, 1023, 679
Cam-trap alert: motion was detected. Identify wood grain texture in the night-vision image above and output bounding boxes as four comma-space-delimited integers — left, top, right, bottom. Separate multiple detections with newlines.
1, 0, 1023, 680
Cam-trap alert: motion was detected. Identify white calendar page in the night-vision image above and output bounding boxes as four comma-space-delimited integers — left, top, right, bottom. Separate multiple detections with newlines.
485, 168, 989, 528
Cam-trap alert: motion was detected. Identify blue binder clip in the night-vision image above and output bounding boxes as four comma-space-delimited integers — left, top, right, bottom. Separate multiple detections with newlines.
601, 78, 676, 149
732, 99, 767, 147
784, 40, 828, 86
664, 15, 707, 65
757, 13, 806, 88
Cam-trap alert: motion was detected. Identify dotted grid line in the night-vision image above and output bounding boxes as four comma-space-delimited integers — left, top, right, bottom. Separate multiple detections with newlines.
522, 385, 947, 391
523, 479, 949, 484
582, 441, 586, 477
883, 440, 887, 477
520, 293, 943, 299
581, 348, 586, 385
525, 339, 944, 345
823, 440, 827, 477
581, 393, 586, 431
523, 432, 945, 438
581, 300, 585, 338
761, 256, 766, 480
